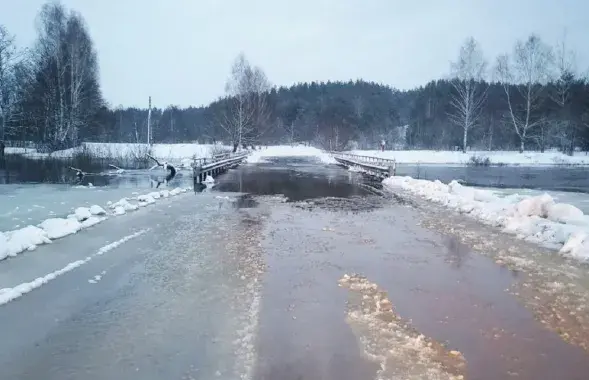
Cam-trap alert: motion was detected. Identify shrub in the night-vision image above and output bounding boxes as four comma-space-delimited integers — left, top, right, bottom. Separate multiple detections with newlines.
467, 155, 491, 166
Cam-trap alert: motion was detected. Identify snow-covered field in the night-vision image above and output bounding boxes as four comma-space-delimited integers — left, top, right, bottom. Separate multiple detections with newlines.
0, 184, 190, 261
10, 142, 231, 162
384, 176, 589, 261
351, 150, 589, 166
247, 145, 336, 164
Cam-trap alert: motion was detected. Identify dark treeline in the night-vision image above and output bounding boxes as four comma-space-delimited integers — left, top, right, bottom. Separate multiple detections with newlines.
1, 2, 588, 154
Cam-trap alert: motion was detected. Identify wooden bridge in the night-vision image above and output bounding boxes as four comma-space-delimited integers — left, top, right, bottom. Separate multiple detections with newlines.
329, 152, 396, 179
192, 152, 249, 184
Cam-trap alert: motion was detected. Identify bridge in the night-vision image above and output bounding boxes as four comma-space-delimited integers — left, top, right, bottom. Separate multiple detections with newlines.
329, 151, 396, 178
192, 151, 250, 184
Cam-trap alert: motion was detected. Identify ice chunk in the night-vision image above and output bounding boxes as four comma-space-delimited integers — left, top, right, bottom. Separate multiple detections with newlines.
73, 207, 92, 221
545, 203, 585, 224
0, 226, 51, 260
560, 231, 589, 260
80, 216, 104, 228
110, 198, 138, 211
89, 205, 107, 215
113, 206, 126, 215
513, 194, 554, 218
148, 191, 161, 199
137, 194, 156, 205
39, 218, 82, 239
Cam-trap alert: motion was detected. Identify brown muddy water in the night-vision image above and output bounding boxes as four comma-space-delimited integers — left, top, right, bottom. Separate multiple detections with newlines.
217, 158, 589, 380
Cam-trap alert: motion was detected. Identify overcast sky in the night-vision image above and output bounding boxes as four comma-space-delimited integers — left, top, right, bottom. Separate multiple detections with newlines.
2, 0, 588, 108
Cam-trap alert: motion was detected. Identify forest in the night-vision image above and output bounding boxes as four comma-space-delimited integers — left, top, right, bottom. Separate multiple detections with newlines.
1, 2, 589, 154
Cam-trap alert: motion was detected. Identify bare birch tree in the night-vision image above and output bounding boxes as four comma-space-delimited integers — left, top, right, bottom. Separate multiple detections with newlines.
64, 12, 102, 145
0, 25, 22, 140
221, 53, 271, 151
448, 37, 487, 153
23, 3, 103, 149
550, 32, 577, 154
496, 34, 553, 153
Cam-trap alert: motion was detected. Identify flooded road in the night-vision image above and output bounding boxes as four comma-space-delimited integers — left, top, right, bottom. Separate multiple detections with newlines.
1, 156, 589, 379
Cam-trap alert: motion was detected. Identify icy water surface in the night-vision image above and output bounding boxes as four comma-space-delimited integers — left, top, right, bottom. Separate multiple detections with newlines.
398, 164, 589, 192
0, 166, 192, 231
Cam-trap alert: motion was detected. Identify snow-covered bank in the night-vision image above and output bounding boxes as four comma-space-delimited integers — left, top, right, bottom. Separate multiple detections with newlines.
384, 176, 589, 260
246, 145, 336, 164
13, 142, 231, 162
352, 150, 589, 166
0, 187, 189, 261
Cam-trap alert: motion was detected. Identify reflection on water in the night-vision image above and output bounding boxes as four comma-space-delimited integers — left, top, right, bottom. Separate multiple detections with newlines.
214, 160, 372, 201
0, 155, 190, 188
0, 155, 154, 185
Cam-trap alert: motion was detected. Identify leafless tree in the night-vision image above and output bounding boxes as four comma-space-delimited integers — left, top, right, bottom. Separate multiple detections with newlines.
496, 34, 553, 153
448, 37, 487, 153
64, 12, 102, 145
25, 3, 102, 149
0, 25, 22, 140
550, 32, 577, 155
221, 53, 271, 150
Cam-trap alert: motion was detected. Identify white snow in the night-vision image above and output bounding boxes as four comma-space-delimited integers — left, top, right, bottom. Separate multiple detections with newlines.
137, 194, 156, 205
89, 205, 107, 216
80, 216, 105, 229
113, 206, 126, 215
351, 149, 589, 166
147, 191, 161, 199
0, 229, 147, 305
73, 207, 92, 221
384, 176, 589, 260
204, 175, 215, 184
110, 198, 139, 212
246, 145, 336, 164
29, 142, 230, 161
0, 226, 51, 261
38, 218, 82, 239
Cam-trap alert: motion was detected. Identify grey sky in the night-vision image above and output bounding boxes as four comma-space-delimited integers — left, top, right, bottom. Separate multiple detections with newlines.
2, 0, 588, 108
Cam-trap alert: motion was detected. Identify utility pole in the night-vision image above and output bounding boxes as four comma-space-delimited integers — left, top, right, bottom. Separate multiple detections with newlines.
147, 96, 152, 145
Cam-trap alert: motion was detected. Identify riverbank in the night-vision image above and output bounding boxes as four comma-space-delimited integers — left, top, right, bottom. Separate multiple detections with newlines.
350, 149, 589, 166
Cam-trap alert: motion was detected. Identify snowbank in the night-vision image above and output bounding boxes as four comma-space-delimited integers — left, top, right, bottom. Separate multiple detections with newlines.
0, 226, 51, 261
247, 145, 336, 164
0, 188, 189, 261
41, 142, 230, 161
384, 176, 589, 260
352, 150, 589, 166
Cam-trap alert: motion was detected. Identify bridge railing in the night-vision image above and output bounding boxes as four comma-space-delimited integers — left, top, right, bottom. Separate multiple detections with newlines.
329, 151, 396, 178
192, 151, 249, 184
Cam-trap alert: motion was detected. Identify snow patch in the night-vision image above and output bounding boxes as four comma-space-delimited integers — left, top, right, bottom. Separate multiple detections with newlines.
110, 198, 138, 212
73, 207, 92, 222
137, 194, 156, 205
38, 218, 82, 239
351, 149, 589, 166
246, 145, 336, 164
113, 206, 126, 216
89, 205, 107, 216
0, 229, 148, 305
384, 176, 589, 260
0, 226, 51, 261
